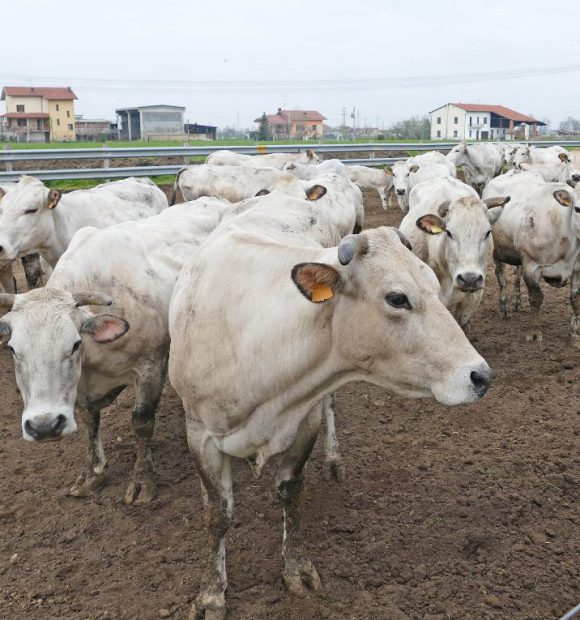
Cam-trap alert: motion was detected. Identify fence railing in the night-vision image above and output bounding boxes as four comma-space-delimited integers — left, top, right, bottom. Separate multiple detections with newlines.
1, 140, 579, 183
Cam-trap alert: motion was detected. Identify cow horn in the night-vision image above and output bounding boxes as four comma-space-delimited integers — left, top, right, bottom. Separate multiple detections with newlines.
483, 196, 511, 209
338, 234, 368, 266
0, 293, 15, 310
73, 292, 113, 307
394, 229, 413, 251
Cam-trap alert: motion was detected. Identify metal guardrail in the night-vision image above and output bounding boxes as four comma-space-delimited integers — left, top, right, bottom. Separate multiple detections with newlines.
1, 140, 579, 183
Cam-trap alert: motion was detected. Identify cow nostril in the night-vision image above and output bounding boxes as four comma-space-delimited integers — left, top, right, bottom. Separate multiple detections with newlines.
25, 415, 67, 441
396, 189, 406, 195
470, 368, 492, 396
24, 420, 36, 438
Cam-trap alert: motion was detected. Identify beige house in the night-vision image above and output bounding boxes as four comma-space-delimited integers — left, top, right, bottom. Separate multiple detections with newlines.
255, 108, 326, 140
1, 86, 78, 142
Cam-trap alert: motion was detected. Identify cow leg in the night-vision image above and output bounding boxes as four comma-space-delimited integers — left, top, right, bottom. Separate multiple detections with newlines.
495, 260, 510, 319
0, 262, 16, 294
512, 266, 523, 312
124, 359, 167, 505
456, 290, 483, 333
523, 270, 543, 342
70, 404, 107, 496
276, 405, 323, 596
186, 415, 232, 620
570, 268, 580, 346
377, 187, 387, 211
321, 393, 344, 482
21, 254, 44, 289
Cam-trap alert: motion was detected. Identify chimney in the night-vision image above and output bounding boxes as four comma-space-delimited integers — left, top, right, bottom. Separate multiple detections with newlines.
277, 107, 282, 115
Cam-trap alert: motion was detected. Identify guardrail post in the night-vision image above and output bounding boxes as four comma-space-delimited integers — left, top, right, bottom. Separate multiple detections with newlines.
4, 145, 12, 174
183, 142, 189, 166
103, 143, 111, 182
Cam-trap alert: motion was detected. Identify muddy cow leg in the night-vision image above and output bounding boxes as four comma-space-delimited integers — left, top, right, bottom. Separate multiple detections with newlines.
0, 261, 16, 294
21, 254, 44, 289
70, 387, 126, 497
523, 269, 543, 342
321, 393, 344, 482
277, 404, 323, 596
512, 266, 523, 312
186, 415, 232, 620
124, 359, 167, 505
494, 259, 510, 320
378, 187, 387, 211
570, 267, 580, 346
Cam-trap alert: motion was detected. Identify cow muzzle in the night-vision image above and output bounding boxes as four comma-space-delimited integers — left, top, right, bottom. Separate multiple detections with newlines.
456, 272, 484, 292
23, 412, 76, 441
396, 188, 406, 196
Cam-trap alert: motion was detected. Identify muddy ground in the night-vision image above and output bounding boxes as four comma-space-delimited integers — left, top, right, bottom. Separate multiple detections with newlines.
0, 189, 578, 620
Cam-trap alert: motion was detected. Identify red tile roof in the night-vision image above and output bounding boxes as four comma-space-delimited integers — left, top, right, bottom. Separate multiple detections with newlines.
1, 86, 77, 100
452, 103, 542, 124
254, 109, 326, 123
1, 112, 50, 119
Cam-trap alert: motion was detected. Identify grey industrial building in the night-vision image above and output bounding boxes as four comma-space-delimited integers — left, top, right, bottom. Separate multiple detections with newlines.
115, 104, 186, 140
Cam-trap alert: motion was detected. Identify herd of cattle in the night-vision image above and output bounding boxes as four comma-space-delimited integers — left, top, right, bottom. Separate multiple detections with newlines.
0, 140, 578, 618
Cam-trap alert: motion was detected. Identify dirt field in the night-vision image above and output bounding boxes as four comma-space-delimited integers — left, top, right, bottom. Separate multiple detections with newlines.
0, 189, 578, 620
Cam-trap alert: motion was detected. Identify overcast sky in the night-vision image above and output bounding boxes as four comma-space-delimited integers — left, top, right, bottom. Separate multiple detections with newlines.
1, 0, 579, 130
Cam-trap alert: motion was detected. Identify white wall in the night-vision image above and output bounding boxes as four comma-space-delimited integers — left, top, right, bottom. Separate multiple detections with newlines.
430, 104, 465, 139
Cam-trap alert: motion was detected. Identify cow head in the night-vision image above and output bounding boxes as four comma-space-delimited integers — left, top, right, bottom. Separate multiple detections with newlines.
0, 288, 129, 442
0, 176, 62, 261
415, 196, 510, 293
291, 227, 492, 405
299, 149, 320, 165
390, 161, 413, 212
554, 188, 580, 239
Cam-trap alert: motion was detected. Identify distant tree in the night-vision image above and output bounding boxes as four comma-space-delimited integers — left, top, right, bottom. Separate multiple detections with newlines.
217, 125, 249, 140
258, 112, 271, 141
558, 116, 580, 133
387, 115, 430, 140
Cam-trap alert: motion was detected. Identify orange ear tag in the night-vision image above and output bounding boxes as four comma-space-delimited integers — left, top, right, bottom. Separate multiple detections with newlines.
430, 225, 444, 234
311, 285, 333, 303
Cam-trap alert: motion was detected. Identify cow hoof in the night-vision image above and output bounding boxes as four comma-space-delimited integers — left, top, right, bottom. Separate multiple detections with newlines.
124, 478, 156, 505
321, 458, 345, 483
513, 300, 522, 312
283, 557, 322, 596
69, 472, 106, 497
526, 331, 542, 343
188, 593, 226, 620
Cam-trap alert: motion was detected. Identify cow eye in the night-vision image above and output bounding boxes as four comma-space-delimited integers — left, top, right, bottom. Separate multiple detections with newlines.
7, 345, 15, 357
446, 230, 454, 239
385, 292, 412, 310
485, 230, 492, 238
71, 340, 81, 355
24, 209, 38, 215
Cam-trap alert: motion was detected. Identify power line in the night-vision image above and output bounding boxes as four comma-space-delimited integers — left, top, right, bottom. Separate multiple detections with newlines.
1, 64, 580, 95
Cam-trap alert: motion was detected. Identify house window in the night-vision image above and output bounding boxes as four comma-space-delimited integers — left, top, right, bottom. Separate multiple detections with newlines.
477, 116, 480, 124
453, 130, 458, 138
17, 118, 27, 127
437, 117, 441, 124
469, 130, 472, 137
454, 116, 458, 124
56, 104, 60, 111
56, 118, 60, 126
67, 110, 70, 118
312, 125, 317, 132
436, 130, 441, 138
68, 124, 73, 130
16, 104, 25, 112
469, 117, 473, 126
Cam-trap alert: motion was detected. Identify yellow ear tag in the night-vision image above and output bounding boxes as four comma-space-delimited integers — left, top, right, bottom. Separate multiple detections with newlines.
311, 284, 333, 303
430, 225, 444, 234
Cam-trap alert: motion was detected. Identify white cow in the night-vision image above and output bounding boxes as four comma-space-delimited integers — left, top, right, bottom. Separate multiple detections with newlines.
401, 176, 509, 328
171, 164, 289, 204
283, 159, 347, 180
0, 176, 167, 270
0, 201, 233, 504
206, 148, 320, 169
447, 143, 505, 195
483, 169, 545, 199
517, 160, 571, 183
0, 183, 17, 293
346, 165, 394, 211
168, 221, 492, 617
390, 155, 456, 212
492, 182, 580, 342
570, 151, 580, 187
512, 145, 569, 168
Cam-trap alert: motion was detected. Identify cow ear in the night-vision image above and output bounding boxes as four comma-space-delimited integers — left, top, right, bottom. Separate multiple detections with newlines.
409, 164, 420, 174
483, 196, 510, 209
553, 189, 574, 207
416, 214, 446, 234
47, 189, 62, 209
0, 187, 5, 202
306, 149, 314, 159
0, 321, 12, 345
291, 263, 342, 303
384, 166, 393, 176
305, 185, 327, 201
255, 189, 270, 197
80, 314, 129, 343
558, 153, 569, 163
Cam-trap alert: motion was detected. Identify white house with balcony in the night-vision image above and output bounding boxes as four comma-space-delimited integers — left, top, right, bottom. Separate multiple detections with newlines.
429, 103, 545, 141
